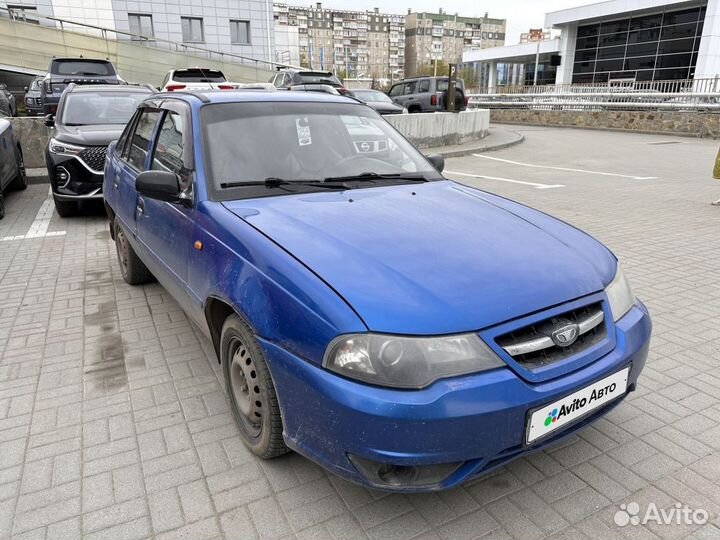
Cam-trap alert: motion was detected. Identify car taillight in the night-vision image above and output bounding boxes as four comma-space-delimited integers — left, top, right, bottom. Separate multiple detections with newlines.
44, 80, 52, 93
49, 105, 57, 114
337, 87, 349, 95
464, 96, 469, 106
166, 84, 186, 91
430, 94, 437, 106
217, 84, 234, 90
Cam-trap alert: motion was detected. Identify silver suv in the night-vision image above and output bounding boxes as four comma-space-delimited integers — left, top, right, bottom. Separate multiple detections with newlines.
388, 77, 467, 113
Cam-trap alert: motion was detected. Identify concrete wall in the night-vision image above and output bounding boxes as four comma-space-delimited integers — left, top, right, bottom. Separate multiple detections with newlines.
9, 117, 51, 168
386, 110, 490, 148
490, 109, 720, 139
12, 109, 491, 170
0, 17, 274, 88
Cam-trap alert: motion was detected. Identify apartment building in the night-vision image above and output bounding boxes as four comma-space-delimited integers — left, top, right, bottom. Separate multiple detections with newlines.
273, 3, 405, 80
405, 9, 506, 76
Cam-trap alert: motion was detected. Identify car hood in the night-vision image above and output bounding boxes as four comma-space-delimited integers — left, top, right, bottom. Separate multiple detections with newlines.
53, 124, 124, 146
223, 180, 616, 334
367, 101, 404, 114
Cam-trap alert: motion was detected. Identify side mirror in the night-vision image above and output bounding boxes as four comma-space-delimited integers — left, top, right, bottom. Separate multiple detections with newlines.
136, 170, 183, 204
426, 153, 445, 173
23, 86, 28, 93
44, 114, 54, 127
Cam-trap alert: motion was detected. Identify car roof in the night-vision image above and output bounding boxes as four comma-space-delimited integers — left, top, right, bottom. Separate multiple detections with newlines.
51, 57, 112, 62
149, 89, 358, 106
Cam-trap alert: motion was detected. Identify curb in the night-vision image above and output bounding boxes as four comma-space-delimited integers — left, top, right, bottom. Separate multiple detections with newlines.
27, 169, 49, 185
434, 130, 525, 159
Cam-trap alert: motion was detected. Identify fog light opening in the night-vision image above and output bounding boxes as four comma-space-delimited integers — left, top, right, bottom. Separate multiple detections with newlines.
349, 454, 462, 489
56, 166, 71, 188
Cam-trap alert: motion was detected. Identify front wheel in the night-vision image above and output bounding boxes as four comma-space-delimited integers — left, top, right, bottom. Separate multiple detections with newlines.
0, 192, 5, 220
9, 149, 27, 191
221, 314, 288, 459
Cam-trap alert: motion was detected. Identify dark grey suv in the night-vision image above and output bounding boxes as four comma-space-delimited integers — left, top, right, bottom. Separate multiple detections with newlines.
388, 77, 467, 113
41, 58, 124, 115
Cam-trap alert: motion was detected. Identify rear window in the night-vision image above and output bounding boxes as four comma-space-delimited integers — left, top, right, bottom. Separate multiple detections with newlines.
436, 78, 465, 92
293, 72, 342, 86
51, 60, 115, 76
172, 69, 226, 83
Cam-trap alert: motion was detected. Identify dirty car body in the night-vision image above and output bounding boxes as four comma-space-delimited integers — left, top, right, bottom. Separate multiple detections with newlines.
103, 90, 651, 492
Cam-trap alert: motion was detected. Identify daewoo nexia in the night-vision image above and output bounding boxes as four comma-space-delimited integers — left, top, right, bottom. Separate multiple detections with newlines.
103, 90, 651, 491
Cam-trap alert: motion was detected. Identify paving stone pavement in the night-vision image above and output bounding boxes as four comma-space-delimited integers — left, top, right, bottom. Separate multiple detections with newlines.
1, 126, 719, 539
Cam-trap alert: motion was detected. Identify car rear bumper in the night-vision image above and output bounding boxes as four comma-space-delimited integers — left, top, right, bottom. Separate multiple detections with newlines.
260, 301, 651, 492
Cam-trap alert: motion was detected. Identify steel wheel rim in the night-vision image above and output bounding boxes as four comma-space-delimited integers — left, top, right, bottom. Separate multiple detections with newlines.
18, 154, 25, 180
116, 229, 129, 276
229, 338, 262, 436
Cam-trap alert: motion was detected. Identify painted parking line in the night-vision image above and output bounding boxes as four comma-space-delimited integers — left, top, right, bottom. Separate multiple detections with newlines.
471, 154, 658, 180
445, 170, 565, 190
1, 188, 66, 242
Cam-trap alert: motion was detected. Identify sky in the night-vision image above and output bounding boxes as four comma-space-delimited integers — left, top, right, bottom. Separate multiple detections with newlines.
305, 0, 590, 44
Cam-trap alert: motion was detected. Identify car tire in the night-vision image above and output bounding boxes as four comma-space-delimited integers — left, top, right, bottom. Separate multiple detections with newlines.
53, 196, 77, 217
114, 222, 153, 285
220, 314, 288, 459
0, 192, 5, 220
9, 148, 27, 191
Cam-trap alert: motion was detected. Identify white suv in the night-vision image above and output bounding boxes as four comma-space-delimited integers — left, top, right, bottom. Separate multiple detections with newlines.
160, 68, 237, 92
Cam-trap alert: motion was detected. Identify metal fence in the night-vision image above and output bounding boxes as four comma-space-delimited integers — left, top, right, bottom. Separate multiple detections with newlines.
467, 78, 720, 112
0, 6, 300, 72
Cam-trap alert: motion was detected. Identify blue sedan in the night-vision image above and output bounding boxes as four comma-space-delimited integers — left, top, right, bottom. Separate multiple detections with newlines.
103, 90, 651, 492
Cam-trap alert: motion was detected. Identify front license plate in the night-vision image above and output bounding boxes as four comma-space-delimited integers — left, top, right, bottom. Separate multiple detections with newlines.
526, 367, 629, 444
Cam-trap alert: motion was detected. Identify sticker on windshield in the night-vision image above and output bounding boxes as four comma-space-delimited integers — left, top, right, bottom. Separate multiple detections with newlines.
296, 117, 312, 146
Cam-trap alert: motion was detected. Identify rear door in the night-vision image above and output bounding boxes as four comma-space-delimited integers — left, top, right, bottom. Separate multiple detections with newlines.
0, 118, 13, 188
112, 107, 162, 235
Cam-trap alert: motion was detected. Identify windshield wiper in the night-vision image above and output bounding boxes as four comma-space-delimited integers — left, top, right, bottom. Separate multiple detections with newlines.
220, 177, 347, 190
323, 172, 430, 183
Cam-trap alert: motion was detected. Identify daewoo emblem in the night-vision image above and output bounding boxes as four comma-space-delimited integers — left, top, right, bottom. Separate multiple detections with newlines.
359, 142, 371, 152
551, 324, 579, 347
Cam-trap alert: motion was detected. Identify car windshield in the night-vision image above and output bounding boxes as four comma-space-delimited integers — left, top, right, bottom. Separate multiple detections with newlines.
172, 69, 226, 83
352, 90, 392, 103
52, 60, 115, 76
294, 72, 342, 86
60, 91, 149, 126
202, 101, 438, 190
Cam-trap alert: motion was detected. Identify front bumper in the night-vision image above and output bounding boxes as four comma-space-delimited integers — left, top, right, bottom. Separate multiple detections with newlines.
46, 151, 104, 200
261, 302, 651, 492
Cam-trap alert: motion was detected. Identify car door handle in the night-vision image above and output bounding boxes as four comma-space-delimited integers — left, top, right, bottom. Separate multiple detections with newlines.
137, 197, 145, 216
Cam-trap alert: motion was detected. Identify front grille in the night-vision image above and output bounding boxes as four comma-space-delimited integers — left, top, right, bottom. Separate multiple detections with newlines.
78, 146, 107, 173
496, 302, 606, 370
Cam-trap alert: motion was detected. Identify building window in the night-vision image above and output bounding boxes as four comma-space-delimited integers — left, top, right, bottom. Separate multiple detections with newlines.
128, 13, 154, 38
181, 16, 204, 43
6, 4, 39, 24
230, 19, 251, 44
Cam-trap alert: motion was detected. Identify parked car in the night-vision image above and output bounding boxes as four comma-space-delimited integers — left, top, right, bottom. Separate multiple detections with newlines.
388, 76, 467, 113
160, 68, 236, 92
24, 76, 44, 116
269, 68, 348, 94
41, 57, 124, 115
348, 89, 407, 114
45, 83, 154, 216
103, 89, 650, 492
0, 109, 28, 219
0, 83, 17, 117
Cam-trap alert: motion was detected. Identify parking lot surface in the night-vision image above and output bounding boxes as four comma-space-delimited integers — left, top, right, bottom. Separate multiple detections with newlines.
1, 126, 719, 539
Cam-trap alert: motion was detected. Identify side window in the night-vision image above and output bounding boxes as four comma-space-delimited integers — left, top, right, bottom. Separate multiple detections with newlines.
282, 73, 291, 86
115, 111, 138, 158
418, 79, 430, 92
152, 111, 191, 191
403, 82, 417, 95
127, 109, 161, 170
388, 84, 403, 97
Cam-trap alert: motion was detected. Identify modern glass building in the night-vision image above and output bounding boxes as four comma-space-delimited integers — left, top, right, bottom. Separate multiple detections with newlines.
571, 4, 706, 83
462, 0, 720, 88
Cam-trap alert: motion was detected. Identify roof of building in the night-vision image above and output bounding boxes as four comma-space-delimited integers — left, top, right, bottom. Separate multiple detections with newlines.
545, 0, 694, 27
462, 38, 561, 64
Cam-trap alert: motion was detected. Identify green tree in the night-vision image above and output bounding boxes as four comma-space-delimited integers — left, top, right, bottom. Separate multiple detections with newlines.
458, 66, 477, 87
414, 60, 449, 77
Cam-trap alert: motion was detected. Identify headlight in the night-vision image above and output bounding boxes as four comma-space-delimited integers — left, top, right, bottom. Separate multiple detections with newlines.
48, 138, 85, 155
605, 263, 635, 321
323, 333, 504, 388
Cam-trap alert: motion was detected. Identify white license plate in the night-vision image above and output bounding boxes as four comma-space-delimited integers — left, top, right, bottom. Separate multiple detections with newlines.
526, 367, 629, 444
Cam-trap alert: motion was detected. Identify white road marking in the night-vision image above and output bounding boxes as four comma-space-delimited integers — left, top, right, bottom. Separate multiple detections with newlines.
445, 170, 565, 190
470, 154, 658, 180
1, 188, 66, 242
